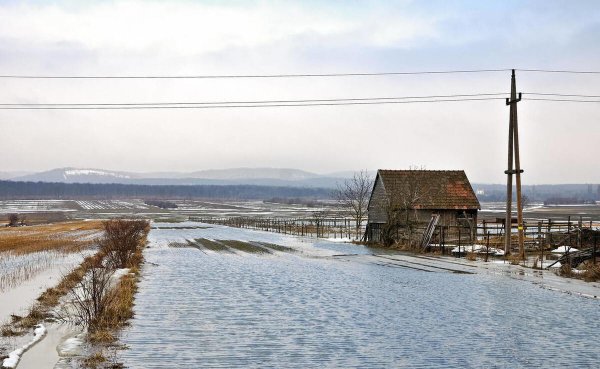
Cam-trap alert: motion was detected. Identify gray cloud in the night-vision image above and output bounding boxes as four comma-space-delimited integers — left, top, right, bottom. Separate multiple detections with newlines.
0, 1, 599, 184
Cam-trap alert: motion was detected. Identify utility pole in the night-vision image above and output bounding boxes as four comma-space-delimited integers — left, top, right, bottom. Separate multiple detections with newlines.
504, 69, 524, 257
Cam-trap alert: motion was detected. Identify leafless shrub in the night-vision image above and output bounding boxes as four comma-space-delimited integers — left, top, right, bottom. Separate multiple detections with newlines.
101, 219, 149, 269
7, 213, 19, 227
333, 170, 373, 240
62, 219, 149, 334
66, 266, 116, 331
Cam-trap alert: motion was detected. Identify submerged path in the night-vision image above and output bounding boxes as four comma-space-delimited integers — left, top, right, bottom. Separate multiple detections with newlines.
120, 222, 600, 369
334, 253, 600, 299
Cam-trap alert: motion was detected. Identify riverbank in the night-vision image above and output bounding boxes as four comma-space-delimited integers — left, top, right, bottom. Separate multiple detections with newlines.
0, 219, 148, 369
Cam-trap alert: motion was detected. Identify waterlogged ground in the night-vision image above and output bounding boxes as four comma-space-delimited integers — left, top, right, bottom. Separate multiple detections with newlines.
121, 222, 600, 369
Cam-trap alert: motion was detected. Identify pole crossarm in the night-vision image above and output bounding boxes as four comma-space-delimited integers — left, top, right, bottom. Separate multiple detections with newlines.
506, 92, 523, 105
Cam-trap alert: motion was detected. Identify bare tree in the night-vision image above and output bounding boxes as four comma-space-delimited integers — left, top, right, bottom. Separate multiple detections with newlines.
521, 195, 530, 209
333, 170, 373, 240
7, 213, 19, 227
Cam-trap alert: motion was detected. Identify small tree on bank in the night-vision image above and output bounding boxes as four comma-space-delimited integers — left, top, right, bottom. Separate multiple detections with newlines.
8, 213, 19, 227
63, 219, 150, 331
333, 170, 373, 240
102, 219, 150, 269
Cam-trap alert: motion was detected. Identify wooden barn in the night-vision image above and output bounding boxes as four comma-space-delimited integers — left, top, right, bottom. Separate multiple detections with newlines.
365, 170, 480, 245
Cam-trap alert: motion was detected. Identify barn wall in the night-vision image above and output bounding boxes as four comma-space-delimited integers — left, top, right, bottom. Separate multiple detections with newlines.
367, 175, 388, 224
367, 208, 479, 244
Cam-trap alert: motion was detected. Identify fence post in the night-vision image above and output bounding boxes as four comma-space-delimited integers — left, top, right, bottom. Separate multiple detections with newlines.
485, 232, 490, 262
441, 226, 445, 255
594, 233, 597, 265
458, 227, 462, 258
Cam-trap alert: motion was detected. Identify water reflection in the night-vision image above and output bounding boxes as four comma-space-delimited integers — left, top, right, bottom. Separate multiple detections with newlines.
120, 226, 600, 368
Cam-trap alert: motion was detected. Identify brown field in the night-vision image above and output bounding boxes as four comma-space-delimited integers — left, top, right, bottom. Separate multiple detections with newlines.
0, 220, 104, 254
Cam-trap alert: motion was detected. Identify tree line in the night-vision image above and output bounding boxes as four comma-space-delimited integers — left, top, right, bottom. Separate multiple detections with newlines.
0, 180, 332, 200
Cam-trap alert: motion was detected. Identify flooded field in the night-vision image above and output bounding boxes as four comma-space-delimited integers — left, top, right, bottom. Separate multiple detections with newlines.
0, 199, 337, 223
120, 223, 600, 368
480, 202, 600, 222
2, 199, 599, 224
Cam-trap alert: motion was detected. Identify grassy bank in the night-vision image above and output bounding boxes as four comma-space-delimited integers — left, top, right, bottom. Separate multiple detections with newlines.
0, 219, 149, 369
80, 219, 149, 369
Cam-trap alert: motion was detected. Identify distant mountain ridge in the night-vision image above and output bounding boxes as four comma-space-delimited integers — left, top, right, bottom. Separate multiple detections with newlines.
0, 171, 34, 180
7, 168, 600, 202
11, 167, 348, 188
14, 168, 139, 184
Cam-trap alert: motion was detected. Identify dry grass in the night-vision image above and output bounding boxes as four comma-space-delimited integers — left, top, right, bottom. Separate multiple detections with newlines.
0, 220, 103, 254
82, 351, 107, 369
558, 263, 574, 277
507, 253, 524, 265
91, 272, 137, 340
255, 242, 296, 253
217, 240, 271, 254
583, 264, 600, 282
194, 238, 232, 252
1, 327, 20, 337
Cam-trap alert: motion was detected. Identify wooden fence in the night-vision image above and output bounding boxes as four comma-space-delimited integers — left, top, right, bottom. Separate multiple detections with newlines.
191, 216, 363, 240
190, 215, 600, 254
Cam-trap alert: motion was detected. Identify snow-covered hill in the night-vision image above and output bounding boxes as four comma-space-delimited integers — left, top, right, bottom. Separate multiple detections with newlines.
10, 167, 351, 188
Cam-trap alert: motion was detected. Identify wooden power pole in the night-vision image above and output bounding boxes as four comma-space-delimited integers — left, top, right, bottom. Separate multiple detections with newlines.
504, 69, 524, 257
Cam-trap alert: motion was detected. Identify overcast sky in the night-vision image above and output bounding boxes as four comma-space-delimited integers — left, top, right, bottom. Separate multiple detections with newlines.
1, 0, 599, 183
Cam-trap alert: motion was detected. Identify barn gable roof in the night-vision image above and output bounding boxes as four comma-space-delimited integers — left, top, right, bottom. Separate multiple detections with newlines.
376, 170, 480, 210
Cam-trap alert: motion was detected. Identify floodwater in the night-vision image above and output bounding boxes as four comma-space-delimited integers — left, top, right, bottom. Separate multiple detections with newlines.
120, 223, 600, 368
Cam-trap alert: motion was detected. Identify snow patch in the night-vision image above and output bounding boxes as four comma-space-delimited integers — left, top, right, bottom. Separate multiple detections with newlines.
451, 244, 505, 256
57, 335, 85, 357
551, 246, 579, 254
2, 324, 46, 368
324, 238, 354, 243
64, 169, 130, 178
111, 268, 131, 283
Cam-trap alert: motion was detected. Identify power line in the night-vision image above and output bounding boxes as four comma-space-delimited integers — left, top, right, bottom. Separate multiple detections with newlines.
0, 69, 512, 79
0, 93, 507, 107
2, 91, 599, 110
0, 97, 506, 109
518, 69, 600, 74
1, 68, 600, 79
526, 92, 600, 98
525, 98, 600, 103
